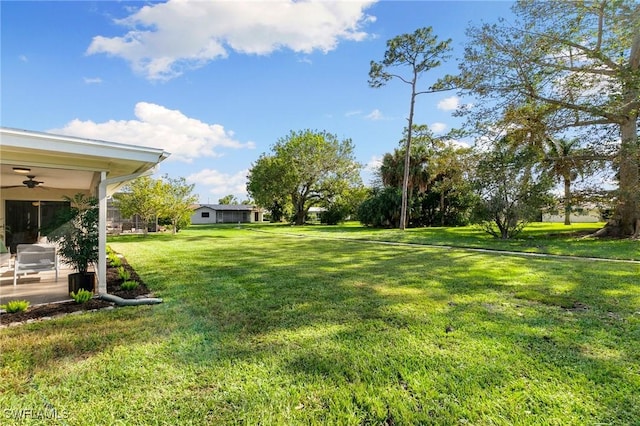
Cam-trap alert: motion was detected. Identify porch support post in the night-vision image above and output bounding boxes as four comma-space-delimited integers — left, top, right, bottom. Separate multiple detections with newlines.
98, 171, 108, 294
96, 167, 158, 295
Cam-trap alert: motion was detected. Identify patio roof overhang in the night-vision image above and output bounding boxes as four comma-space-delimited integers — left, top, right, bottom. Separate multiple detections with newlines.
0, 127, 170, 194
1, 127, 170, 295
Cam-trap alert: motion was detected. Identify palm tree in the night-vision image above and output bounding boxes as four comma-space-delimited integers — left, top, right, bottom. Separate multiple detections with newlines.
543, 138, 584, 225
379, 150, 404, 189
379, 146, 431, 226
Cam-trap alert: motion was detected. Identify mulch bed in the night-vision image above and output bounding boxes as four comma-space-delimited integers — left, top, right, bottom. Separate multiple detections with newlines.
0, 255, 153, 325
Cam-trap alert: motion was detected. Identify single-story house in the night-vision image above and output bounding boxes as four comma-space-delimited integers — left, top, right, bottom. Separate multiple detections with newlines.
0, 127, 169, 295
191, 204, 264, 224
307, 206, 327, 222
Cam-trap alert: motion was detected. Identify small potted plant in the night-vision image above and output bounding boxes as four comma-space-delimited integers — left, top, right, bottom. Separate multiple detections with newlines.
45, 193, 99, 294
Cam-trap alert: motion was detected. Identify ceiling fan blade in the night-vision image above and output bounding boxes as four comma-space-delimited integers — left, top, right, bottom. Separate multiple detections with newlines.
1, 184, 51, 189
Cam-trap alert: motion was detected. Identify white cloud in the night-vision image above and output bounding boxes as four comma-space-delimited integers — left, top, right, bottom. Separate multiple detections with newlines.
473, 125, 512, 152
444, 139, 470, 149
87, 0, 377, 80
186, 168, 249, 200
437, 96, 460, 111
50, 102, 255, 163
365, 155, 382, 172
365, 109, 384, 120
83, 77, 103, 84
430, 122, 447, 133
19, 54, 28, 62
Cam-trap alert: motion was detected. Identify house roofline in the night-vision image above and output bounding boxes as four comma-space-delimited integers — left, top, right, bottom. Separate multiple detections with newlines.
195, 204, 261, 211
1, 127, 170, 163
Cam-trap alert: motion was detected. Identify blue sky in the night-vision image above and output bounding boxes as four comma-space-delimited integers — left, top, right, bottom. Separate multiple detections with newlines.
1, 1, 514, 203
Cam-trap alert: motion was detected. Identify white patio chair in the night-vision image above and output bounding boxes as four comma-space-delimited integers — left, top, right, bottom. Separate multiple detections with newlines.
13, 244, 59, 286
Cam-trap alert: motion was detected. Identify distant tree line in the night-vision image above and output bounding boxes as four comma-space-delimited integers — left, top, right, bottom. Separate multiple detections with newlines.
246, 1, 636, 239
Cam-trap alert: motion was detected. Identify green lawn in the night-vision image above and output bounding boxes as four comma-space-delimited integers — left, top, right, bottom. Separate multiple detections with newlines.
1, 224, 639, 425
253, 221, 640, 261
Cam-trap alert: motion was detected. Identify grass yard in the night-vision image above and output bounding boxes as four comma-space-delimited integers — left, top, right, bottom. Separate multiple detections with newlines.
257, 221, 640, 261
1, 224, 639, 424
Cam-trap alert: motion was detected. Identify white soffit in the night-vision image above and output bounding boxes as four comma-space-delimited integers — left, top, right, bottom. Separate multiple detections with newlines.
0, 127, 170, 179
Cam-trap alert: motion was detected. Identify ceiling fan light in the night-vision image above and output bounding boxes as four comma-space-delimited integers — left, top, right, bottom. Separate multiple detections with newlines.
13, 167, 31, 174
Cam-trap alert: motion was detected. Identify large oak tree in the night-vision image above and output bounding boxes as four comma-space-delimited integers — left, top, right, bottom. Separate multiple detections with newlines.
247, 129, 361, 225
457, 0, 640, 237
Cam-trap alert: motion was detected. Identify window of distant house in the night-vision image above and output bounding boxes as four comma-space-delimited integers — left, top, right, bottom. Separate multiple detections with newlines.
201, 212, 210, 218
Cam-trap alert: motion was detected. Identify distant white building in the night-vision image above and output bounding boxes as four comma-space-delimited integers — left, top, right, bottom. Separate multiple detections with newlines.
542, 205, 602, 223
307, 206, 327, 222
191, 204, 264, 224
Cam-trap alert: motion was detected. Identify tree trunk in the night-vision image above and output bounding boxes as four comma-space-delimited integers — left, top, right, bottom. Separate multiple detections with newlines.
294, 198, 306, 225
563, 175, 572, 226
290, 192, 305, 225
602, 33, 640, 238
498, 216, 509, 239
440, 191, 446, 227
616, 117, 639, 235
597, 117, 639, 238
400, 89, 417, 230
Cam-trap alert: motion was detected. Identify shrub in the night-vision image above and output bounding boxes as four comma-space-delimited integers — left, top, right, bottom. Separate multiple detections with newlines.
1, 300, 30, 313
358, 187, 402, 228
320, 203, 350, 225
117, 266, 131, 281
471, 139, 552, 239
121, 280, 139, 290
108, 253, 122, 268
70, 289, 93, 304
107, 246, 123, 267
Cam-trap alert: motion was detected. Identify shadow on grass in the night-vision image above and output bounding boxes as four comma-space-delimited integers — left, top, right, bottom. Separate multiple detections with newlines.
22, 227, 635, 423
0, 306, 171, 393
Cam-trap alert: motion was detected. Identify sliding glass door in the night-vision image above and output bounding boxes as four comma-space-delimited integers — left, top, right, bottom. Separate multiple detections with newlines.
4, 200, 70, 253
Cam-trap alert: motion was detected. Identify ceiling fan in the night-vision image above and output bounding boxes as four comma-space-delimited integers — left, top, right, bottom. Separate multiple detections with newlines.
1, 175, 47, 189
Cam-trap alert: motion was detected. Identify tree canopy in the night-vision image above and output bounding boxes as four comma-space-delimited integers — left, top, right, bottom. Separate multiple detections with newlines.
456, 0, 640, 237
247, 129, 361, 225
218, 195, 239, 205
116, 176, 162, 235
116, 174, 197, 234
368, 125, 474, 228
472, 136, 553, 239
158, 175, 198, 234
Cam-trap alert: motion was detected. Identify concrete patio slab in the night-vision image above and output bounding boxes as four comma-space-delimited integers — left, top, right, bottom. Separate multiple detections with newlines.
0, 265, 77, 305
